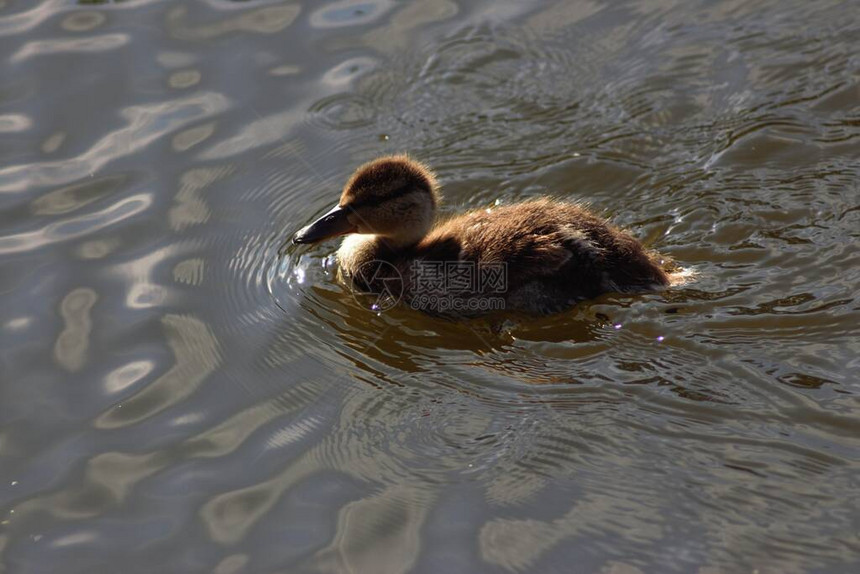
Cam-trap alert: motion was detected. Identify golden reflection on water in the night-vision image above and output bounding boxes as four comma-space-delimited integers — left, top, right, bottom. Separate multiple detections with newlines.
169, 166, 234, 230
166, 4, 302, 40
54, 287, 97, 373
96, 314, 221, 429
314, 483, 429, 574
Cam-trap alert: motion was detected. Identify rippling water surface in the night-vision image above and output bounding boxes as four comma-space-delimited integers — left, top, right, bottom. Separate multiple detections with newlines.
1, 0, 859, 572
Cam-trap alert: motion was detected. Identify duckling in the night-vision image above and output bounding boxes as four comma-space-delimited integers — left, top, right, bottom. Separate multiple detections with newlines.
293, 155, 671, 315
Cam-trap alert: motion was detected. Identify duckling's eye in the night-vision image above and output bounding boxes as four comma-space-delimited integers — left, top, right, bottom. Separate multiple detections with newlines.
350, 184, 413, 209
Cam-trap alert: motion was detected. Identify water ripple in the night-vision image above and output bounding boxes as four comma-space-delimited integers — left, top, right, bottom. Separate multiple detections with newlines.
0, 92, 231, 194
0, 193, 152, 254
11, 33, 129, 63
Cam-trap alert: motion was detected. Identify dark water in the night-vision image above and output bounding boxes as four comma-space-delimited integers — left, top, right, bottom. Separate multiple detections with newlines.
1, 0, 859, 572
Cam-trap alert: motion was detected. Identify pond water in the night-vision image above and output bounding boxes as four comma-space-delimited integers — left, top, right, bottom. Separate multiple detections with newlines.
1, 0, 859, 572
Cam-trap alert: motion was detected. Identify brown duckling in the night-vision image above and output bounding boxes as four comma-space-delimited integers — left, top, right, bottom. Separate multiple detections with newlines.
293, 155, 671, 315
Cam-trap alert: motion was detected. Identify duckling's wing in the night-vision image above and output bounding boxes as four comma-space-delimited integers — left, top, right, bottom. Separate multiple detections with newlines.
420, 203, 588, 290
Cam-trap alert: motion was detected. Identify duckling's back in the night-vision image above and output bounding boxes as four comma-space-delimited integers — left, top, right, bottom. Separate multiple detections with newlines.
412, 198, 669, 313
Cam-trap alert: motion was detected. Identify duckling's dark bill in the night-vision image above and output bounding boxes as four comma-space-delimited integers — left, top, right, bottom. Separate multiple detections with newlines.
293, 205, 356, 244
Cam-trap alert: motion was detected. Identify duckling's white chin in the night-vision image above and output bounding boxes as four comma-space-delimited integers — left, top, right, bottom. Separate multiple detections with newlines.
335, 234, 380, 276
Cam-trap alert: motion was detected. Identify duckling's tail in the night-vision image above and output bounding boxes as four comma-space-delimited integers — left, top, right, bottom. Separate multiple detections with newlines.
648, 251, 697, 288
667, 266, 698, 287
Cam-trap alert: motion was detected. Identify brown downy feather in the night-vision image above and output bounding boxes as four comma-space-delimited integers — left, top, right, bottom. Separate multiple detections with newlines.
293, 156, 675, 316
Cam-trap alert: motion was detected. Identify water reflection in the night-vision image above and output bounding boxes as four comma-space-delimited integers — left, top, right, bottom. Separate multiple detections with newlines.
0, 94, 230, 193
0, 193, 152, 254
166, 4, 301, 40
94, 314, 216, 427
309, 0, 395, 30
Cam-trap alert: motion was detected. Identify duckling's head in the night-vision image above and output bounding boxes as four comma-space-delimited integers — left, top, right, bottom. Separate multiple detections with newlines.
293, 155, 439, 248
